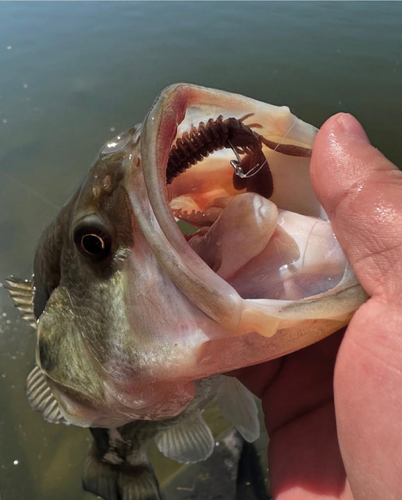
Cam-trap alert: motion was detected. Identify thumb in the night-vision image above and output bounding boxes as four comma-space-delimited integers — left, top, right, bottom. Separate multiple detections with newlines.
311, 113, 402, 299
312, 114, 402, 499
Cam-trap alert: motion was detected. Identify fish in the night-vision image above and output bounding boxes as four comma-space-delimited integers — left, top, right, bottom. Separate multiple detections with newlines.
7, 84, 368, 499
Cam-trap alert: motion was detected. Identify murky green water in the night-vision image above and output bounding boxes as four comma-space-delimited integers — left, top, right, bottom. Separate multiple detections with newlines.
0, 2, 401, 499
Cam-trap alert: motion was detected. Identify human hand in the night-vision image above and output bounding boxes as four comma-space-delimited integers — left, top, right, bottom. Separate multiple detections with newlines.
236, 114, 402, 500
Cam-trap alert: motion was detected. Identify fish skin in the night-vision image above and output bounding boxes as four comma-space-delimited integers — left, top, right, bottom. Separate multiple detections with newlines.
18, 331, 223, 500
24, 124, 233, 427
5, 127, 241, 497
9, 273, 256, 500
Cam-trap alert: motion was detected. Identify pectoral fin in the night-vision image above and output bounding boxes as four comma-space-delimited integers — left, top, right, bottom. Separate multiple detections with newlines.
155, 411, 214, 463
5, 276, 36, 328
26, 365, 67, 424
218, 376, 260, 443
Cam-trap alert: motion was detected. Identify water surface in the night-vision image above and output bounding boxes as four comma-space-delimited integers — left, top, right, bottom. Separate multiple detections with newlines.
0, 2, 401, 499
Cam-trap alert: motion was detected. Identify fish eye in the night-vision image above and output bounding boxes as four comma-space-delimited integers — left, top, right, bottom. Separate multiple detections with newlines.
73, 216, 112, 261
81, 233, 106, 254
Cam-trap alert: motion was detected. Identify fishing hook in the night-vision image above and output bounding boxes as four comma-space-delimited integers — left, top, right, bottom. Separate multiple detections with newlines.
227, 141, 267, 179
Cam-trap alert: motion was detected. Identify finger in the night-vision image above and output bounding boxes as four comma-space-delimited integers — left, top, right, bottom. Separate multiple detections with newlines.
269, 402, 351, 500
312, 114, 402, 497
265, 332, 349, 500
310, 113, 402, 298
335, 299, 402, 499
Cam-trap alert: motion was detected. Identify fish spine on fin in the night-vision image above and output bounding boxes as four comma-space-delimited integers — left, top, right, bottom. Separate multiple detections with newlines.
5, 276, 36, 328
155, 410, 214, 463
26, 365, 67, 425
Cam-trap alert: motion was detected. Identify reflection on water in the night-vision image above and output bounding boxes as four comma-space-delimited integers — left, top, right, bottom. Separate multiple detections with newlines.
0, 2, 401, 499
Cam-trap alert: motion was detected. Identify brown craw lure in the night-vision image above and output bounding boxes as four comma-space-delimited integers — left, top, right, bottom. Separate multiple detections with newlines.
167, 115, 312, 199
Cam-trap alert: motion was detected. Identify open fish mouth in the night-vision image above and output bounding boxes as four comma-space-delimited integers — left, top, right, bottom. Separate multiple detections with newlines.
129, 84, 366, 339
9, 84, 368, 426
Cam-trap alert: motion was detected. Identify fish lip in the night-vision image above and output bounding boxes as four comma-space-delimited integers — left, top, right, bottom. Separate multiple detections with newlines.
131, 84, 262, 331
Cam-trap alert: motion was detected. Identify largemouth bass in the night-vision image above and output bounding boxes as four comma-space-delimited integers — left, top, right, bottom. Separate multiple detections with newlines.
7, 84, 367, 499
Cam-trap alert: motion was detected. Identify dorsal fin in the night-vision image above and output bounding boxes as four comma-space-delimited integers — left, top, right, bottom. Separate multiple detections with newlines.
5, 276, 36, 329
217, 376, 260, 443
155, 411, 214, 463
26, 365, 67, 425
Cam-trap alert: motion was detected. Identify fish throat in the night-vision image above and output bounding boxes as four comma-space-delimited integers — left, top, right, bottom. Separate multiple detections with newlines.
167, 114, 312, 226
167, 115, 275, 200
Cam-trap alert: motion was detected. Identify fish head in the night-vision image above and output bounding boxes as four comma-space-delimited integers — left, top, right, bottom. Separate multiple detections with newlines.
12, 84, 367, 427
29, 125, 200, 426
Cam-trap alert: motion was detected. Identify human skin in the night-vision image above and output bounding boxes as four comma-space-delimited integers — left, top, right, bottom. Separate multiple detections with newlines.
236, 113, 402, 500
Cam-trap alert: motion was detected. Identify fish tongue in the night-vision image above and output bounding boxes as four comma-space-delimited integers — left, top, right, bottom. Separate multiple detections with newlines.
188, 193, 278, 280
